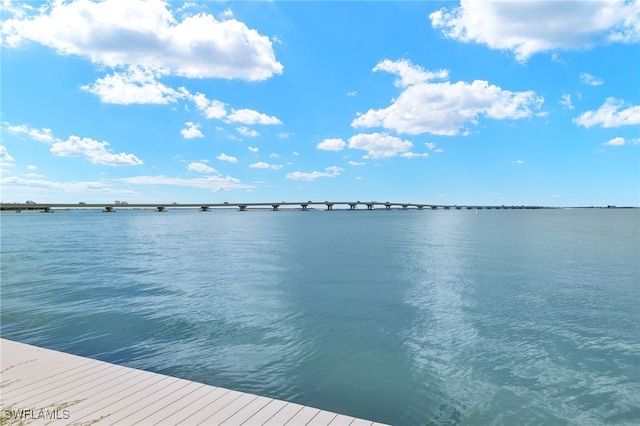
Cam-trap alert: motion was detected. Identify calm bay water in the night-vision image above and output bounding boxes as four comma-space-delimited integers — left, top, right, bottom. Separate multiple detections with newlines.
1, 208, 639, 425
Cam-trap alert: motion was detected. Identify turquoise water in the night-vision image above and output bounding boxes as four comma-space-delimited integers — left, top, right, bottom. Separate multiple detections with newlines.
1, 208, 639, 425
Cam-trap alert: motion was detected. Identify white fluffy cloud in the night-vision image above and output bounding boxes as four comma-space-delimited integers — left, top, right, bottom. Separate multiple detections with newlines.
348, 133, 413, 159
5, 122, 143, 166
560, 94, 574, 110
81, 67, 182, 105
181, 122, 204, 139
317, 138, 346, 151
6, 123, 55, 143
0, 146, 14, 162
2, 0, 283, 80
248, 146, 259, 153
575, 98, 640, 128
430, 0, 640, 62
227, 109, 282, 125
0, 175, 121, 193
401, 152, 429, 159
217, 153, 238, 163
249, 161, 282, 170
352, 59, 543, 136
603, 136, 640, 146
120, 174, 251, 191
237, 127, 260, 137
580, 73, 605, 86
187, 162, 216, 173
286, 166, 344, 181
50, 136, 143, 166
190, 93, 227, 119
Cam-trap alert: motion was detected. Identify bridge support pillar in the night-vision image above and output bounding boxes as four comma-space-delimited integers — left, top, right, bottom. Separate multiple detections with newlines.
326, 203, 334, 210
43, 206, 53, 213
401, 204, 408, 210
300, 204, 308, 211
385, 203, 391, 210
200, 206, 210, 212
349, 204, 356, 210
417, 205, 424, 210
431, 206, 438, 210
366, 204, 374, 210
103, 206, 115, 213
239, 205, 247, 211
272, 204, 280, 211
156, 206, 167, 212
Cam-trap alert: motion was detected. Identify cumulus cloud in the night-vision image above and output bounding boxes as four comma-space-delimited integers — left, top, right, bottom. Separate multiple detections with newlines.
603, 136, 640, 146
227, 109, 282, 125
190, 93, 227, 119
249, 161, 282, 170
574, 98, 640, 128
248, 146, 259, 153
181, 122, 204, 139
373, 59, 449, 86
1, 0, 283, 80
286, 166, 344, 181
580, 72, 605, 86
352, 59, 543, 136
401, 152, 429, 158
560, 94, 574, 110
425, 142, 444, 153
0, 146, 14, 162
237, 126, 260, 137
348, 133, 413, 159
0, 175, 119, 192
317, 138, 346, 151
187, 162, 216, 173
348, 160, 365, 166
430, 0, 640, 62
81, 67, 182, 104
5, 122, 143, 166
51, 136, 144, 166
6, 123, 55, 143
119, 174, 251, 191
217, 153, 238, 163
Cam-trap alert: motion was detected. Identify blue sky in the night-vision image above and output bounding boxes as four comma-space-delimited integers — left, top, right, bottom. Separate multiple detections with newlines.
1, 0, 639, 207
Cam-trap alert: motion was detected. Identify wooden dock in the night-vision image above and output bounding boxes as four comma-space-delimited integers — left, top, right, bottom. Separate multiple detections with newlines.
0, 339, 387, 426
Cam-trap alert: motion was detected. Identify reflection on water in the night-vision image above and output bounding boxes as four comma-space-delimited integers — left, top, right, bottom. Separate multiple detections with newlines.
1, 208, 639, 425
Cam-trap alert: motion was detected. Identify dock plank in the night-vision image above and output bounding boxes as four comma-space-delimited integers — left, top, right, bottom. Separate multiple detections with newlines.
195, 392, 258, 425
0, 339, 387, 426
105, 379, 201, 425
173, 389, 245, 425
284, 406, 321, 425
329, 414, 360, 426
70, 372, 171, 424
150, 386, 232, 425
307, 410, 339, 425
261, 402, 305, 425
238, 398, 289, 425
218, 395, 273, 425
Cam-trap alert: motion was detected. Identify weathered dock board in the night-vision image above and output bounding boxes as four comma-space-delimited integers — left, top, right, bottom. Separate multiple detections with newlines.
0, 339, 387, 426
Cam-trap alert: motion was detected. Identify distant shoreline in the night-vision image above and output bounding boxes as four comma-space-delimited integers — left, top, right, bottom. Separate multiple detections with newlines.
1, 202, 637, 212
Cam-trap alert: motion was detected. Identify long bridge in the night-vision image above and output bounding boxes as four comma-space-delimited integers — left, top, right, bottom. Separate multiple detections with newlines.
1, 201, 546, 212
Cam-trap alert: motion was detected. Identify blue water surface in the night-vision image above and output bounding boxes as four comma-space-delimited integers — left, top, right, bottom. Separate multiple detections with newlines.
1, 208, 639, 425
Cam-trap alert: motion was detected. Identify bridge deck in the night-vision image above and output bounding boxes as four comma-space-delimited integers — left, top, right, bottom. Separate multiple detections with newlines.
0, 339, 386, 426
